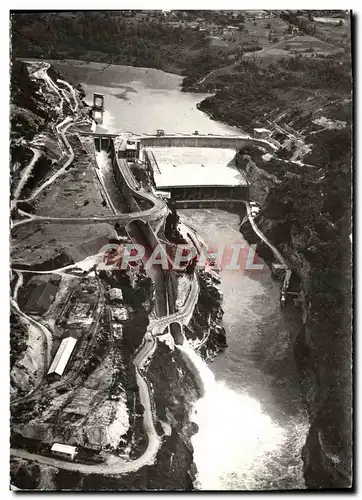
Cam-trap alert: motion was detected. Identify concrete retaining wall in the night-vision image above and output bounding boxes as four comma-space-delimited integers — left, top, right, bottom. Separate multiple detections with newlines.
110, 143, 140, 213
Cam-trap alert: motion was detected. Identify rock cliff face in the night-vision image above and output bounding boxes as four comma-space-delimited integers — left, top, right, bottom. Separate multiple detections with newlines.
184, 270, 227, 360
240, 135, 352, 489
236, 154, 282, 205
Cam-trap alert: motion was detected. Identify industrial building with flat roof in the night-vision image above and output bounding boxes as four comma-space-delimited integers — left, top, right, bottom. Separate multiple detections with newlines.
47, 337, 77, 378
109, 288, 123, 302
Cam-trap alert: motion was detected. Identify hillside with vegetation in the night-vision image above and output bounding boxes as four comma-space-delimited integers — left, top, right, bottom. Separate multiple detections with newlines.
10, 10, 295, 77
195, 54, 351, 132
11, 11, 209, 74
239, 110, 352, 489
11, 11, 351, 128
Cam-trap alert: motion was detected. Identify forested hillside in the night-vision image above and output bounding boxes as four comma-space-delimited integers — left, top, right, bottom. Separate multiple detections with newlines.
11, 12, 207, 73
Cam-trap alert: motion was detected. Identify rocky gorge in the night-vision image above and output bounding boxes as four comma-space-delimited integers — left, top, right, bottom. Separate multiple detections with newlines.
10, 9, 352, 488
238, 126, 352, 488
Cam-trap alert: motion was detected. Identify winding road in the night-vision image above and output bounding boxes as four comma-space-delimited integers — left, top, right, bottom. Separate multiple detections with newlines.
244, 201, 292, 305
11, 61, 291, 479
12, 131, 168, 230
13, 148, 42, 201
245, 201, 288, 269
11, 62, 201, 477
149, 275, 199, 336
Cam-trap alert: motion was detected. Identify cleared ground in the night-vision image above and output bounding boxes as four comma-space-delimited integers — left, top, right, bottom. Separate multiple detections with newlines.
243, 34, 343, 66
11, 222, 117, 267
33, 136, 114, 218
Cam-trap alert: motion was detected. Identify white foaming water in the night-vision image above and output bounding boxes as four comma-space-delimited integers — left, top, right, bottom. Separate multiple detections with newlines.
178, 341, 286, 491
98, 108, 118, 134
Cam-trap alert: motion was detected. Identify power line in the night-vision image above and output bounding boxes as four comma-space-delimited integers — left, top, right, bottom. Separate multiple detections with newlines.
11, 27, 65, 64
11, 25, 119, 79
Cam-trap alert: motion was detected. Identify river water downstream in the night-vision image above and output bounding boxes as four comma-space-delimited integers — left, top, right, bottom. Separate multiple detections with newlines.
179, 209, 307, 490
50, 60, 308, 490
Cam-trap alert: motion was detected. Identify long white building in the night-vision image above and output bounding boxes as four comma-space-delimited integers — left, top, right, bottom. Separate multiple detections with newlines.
47, 337, 77, 378
51, 443, 78, 460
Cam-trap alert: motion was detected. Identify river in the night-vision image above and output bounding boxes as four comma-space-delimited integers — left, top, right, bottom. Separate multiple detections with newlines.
50, 60, 308, 490
178, 209, 308, 490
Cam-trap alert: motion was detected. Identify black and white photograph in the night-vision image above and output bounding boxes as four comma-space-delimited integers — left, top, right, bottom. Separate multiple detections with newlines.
9, 8, 353, 491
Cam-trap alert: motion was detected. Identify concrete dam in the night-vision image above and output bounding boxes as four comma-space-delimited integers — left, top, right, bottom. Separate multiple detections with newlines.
88, 132, 263, 208
138, 134, 276, 153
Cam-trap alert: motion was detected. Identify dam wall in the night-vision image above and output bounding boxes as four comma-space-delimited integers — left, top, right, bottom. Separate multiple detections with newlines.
174, 199, 247, 212
167, 185, 249, 205
139, 135, 276, 153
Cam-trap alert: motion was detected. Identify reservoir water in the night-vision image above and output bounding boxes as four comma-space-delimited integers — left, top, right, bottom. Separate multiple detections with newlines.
48, 60, 241, 136
51, 60, 308, 490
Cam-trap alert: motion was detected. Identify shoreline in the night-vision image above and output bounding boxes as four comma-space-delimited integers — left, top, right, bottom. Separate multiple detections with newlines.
22, 57, 184, 78
196, 101, 246, 135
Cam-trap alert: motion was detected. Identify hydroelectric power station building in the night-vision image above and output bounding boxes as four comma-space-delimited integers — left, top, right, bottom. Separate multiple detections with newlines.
141, 144, 249, 207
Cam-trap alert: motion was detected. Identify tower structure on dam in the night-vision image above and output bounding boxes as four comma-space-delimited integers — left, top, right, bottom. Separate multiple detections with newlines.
92, 93, 105, 125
